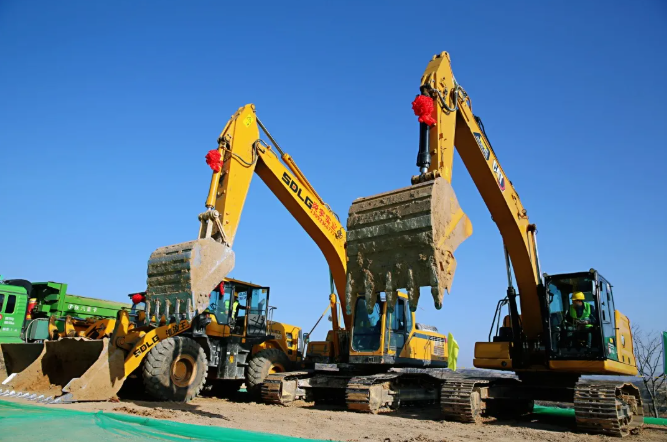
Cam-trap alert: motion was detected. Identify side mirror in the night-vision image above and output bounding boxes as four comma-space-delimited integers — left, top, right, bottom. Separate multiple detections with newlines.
303, 332, 310, 344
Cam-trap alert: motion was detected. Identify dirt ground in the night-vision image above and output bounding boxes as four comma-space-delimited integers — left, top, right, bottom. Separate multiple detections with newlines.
13, 395, 661, 442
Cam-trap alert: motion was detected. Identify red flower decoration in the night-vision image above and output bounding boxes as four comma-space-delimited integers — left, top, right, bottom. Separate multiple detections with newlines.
411, 95, 436, 126
205, 149, 224, 172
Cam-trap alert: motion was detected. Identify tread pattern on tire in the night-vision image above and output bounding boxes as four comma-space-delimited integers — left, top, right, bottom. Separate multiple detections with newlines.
246, 348, 290, 395
142, 336, 208, 402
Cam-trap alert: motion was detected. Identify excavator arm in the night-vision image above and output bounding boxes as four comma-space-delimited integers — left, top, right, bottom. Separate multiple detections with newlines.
346, 52, 543, 338
147, 104, 351, 329
421, 52, 543, 339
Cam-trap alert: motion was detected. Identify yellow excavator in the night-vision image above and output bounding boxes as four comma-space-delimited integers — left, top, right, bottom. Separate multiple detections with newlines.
146, 104, 456, 412
344, 51, 643, 436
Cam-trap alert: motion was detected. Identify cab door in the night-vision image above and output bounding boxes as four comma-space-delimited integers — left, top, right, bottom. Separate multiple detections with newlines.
0, 290, 27, 343
598, 276, 618, 361
385, 298, 408, 355
246, 287, 270, 337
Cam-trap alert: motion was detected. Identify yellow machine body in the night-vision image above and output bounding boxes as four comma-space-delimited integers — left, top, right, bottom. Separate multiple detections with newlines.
340, 51, 642, 435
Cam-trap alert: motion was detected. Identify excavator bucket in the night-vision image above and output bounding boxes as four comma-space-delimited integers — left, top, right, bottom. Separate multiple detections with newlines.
0, 337, 127, 403
345, 177, 472, 313
0, 343, 45, 383
146, 238, 235, 315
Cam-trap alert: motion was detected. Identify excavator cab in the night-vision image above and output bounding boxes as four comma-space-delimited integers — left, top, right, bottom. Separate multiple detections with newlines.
545, 270, 621, 362
348, 293, 446, 367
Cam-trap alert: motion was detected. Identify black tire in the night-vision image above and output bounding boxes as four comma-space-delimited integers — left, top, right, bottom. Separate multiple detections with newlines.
245, 348, 290, 397
142, 336, 208, 402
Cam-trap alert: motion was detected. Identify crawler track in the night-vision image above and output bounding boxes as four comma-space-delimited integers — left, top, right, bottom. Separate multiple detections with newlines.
440, 378, 489, 423
346, 373, 399, 413
261, 371, 311, 405
574, 380, 643, 437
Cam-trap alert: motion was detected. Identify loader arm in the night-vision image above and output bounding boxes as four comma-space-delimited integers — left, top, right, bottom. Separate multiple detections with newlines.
202, 104, 350, 328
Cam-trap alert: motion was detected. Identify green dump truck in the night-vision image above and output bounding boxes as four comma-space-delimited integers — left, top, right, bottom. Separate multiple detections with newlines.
0, 278, 131, 344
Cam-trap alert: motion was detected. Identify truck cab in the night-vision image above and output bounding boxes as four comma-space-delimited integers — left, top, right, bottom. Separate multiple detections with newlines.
0, 280, 30, 343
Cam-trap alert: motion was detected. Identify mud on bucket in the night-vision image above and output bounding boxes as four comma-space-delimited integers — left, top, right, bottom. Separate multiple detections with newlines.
345, 177, 472, 314
147, 238, 236, 315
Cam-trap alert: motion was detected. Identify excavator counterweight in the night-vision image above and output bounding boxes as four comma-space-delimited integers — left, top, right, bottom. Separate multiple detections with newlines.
345, 177, 471, 314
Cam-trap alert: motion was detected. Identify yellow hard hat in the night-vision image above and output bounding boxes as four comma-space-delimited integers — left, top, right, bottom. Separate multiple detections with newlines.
571, 292, 585, 301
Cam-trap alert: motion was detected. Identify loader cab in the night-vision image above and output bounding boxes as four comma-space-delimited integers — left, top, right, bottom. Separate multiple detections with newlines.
545, 270, 619, 361
208, 279, 270, 338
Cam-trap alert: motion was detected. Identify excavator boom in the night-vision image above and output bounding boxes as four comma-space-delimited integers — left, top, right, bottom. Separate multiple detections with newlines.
146, 105, 350, 327
345, 52, 542, 336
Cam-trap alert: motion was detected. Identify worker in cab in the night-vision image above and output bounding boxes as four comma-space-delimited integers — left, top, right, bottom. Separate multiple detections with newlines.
229, 292, 247, 333
565, 292, 596, 348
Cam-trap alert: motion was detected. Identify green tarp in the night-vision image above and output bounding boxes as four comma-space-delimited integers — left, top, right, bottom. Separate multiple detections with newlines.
0, 400, 663, 442
0, 400, 331, 442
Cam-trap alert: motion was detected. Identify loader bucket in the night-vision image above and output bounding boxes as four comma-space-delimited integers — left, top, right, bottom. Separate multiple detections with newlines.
345, 177, 472, 314
147, 237, 235, 314
0, 343, 45, 383
0, 338, 127, 403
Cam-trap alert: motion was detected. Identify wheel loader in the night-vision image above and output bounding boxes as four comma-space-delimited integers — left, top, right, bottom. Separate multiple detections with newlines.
342, 51, 643, 436
0, 277, 302, 403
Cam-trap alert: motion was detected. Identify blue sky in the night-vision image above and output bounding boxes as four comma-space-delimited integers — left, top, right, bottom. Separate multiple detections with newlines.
1, 1, 665, 366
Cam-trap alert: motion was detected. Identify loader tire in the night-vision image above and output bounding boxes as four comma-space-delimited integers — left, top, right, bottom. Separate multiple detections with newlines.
142, 336, 208, 402
245, 348, 290, 397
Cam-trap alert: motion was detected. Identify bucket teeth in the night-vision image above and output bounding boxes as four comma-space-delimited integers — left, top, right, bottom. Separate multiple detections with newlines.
384, 272, 398, 313
363, 270, 376, 314
345, 273, 354, 315
406, 268, 418, 312
345, 177, 471, 313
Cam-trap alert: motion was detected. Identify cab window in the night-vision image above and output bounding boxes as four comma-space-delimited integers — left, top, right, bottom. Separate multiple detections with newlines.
387, 299, 407, 350
5, 295, 16, 314
209, 284, 232, 325
352, 297, 382, 352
